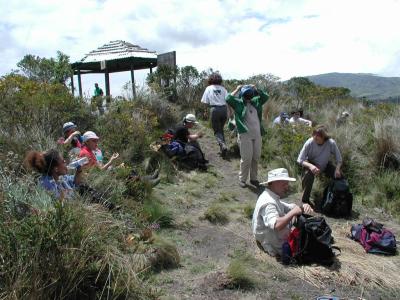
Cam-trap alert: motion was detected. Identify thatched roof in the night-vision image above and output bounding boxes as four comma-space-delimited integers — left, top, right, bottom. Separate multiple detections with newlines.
71, 40, 157, 74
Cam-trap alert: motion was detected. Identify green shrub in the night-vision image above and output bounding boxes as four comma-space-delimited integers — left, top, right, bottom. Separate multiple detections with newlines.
143, 198, 174, 228
226, 251, 258, 290
203, 204, 229, 224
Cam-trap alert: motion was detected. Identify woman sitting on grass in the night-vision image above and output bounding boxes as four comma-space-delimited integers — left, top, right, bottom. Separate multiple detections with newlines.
24, 149, 83, 199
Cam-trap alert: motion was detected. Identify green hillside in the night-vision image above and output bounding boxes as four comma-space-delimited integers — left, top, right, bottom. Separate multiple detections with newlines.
306, 72, 400, 100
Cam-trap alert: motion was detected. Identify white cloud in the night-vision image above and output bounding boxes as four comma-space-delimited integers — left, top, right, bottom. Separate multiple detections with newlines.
1, 0, 400, 95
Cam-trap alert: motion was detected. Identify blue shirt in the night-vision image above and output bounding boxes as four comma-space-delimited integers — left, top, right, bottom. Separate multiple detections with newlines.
40, 175, 76, 199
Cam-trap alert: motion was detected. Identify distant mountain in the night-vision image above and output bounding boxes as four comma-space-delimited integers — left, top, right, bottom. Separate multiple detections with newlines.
306, 72, 400, 101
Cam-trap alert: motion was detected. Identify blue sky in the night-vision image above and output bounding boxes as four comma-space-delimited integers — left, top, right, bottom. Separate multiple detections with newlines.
1, 0, 400, 96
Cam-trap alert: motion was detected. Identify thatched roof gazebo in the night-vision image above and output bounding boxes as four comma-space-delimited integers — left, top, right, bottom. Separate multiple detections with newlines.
71, 40, 158, 99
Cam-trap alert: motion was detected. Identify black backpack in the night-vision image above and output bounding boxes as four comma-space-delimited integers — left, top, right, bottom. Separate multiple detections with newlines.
289, 214, 339, 266
321, 179, 353, 217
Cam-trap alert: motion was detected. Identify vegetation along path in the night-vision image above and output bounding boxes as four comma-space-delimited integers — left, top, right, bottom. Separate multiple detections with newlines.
151, 124, 400, 300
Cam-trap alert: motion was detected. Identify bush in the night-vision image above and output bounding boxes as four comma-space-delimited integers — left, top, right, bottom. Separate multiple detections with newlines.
202, 204, 229, 224
226, 251, 258, 290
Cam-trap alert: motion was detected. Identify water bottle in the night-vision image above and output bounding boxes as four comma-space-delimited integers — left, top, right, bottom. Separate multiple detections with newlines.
67, 157, 89, 169
281, 241, 292, 265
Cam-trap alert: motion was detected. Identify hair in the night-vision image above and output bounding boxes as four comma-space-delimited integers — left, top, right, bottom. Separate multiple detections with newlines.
24, 149, 61, 175
312, 125, 330, 141
207, 73, 223, 85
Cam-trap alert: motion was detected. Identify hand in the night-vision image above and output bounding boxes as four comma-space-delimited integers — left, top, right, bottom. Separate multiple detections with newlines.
110, 153, 119, 161
334, 168, 341, 179
292, 205, 303, 216
302, 203, 314, 214
310, 165, 320, 175
236, 85, 243, 90
72, 131, 81, 136
197, 131, 204, 138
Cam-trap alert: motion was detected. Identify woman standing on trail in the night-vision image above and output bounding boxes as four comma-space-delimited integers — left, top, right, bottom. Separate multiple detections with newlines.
226, 85, 269, 188
201, 73, 231, 158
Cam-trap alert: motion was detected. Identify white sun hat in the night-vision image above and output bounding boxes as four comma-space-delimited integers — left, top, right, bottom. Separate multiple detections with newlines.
184, 113, 198, 124
82, 131, 99, 142
260, 168, 296, 186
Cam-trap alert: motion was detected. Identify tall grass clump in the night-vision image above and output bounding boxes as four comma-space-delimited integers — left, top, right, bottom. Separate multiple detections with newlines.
0, 187, 158, 298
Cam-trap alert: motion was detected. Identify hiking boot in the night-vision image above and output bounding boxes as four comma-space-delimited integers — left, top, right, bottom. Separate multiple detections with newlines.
221, 144, 228, 158
198, 164, 208, 171
150, 177, 161, 187
239, 180, 247, 188
150, 168, 160, 179
250, 180, 260, 187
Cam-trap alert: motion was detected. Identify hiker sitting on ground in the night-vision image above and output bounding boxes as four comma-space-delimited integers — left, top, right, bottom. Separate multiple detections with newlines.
336, 111, 350, 128
226, 84, 269, 188
289, 109, 312, 127
79, 131, 119, 170
252, 168, 313, 257
57, 122, 83, 157
272, 112, 290, 126
201, 72, 232, 157
297, 125, 343, 204
174, 114, 208, 169
24, 149, 84, 199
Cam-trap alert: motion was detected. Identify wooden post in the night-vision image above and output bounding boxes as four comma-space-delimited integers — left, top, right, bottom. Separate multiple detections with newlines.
77, 70, 83, 98
70, 74, 75, 96
105, 69, 110, 103
130, 64, 136, 99
150, 67, 153, 74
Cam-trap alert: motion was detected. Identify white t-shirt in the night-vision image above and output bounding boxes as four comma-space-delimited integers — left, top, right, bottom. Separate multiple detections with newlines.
289, 117, 312, 126
252, 189, 295, 256
201, 85, 228, 106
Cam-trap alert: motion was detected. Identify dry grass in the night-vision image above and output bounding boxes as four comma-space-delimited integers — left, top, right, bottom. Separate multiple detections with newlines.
256, 222, 400, 294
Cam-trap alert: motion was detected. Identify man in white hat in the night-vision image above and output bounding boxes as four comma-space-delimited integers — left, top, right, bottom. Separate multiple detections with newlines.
252, 168, 313, 256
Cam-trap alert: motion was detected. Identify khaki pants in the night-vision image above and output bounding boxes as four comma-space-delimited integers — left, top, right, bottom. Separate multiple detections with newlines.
238, 133, 261, 182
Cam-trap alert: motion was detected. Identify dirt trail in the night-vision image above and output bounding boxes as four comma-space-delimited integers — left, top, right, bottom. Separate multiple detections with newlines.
151, 125, 400, 300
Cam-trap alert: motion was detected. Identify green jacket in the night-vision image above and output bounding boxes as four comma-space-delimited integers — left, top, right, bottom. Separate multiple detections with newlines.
226, 90, 269, 135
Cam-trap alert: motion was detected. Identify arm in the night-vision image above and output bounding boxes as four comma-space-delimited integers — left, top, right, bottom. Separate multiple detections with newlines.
100, 153, 119, 170
63, 131, 80, 145
226, 85, 242, 111
73, 167, 84, 186
298, 140, 320, 175
332, 140, 343, 177
275, 203, 313, 231
274, 205, 303, 231
253, 85, 269, 105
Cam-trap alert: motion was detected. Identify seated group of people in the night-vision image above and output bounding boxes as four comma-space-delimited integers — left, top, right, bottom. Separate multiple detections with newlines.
161, 114, 208, 171
252, 125, 343, 258
24, 122, 160, 203
273, 109, 312, 127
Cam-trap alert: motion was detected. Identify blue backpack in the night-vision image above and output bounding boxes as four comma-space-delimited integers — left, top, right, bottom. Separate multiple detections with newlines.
166, 141, 185, 157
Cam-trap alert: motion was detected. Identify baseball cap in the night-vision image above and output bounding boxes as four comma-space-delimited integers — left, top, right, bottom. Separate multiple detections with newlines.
184, 114, 198, 124
63, 122, 77, 133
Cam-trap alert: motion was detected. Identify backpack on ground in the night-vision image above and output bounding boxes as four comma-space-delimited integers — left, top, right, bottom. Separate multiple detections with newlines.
321, 178, 353, 217
288, 214, 339, 265
350, 217, 397, 255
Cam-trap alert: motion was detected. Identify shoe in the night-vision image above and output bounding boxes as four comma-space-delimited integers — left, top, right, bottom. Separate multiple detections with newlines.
151, 168, 160, 179
198, 164, 208, 171
239, 180, 247, 188
150, 177, 161, 187
221, 145, 228, 158
250, 180, 260, 187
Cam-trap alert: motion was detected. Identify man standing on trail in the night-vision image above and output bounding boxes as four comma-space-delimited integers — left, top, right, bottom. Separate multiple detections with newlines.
226, 84, 269, 188
201, 72, 232, 158
252, 168, 313, 257
93, 83, 104, 115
